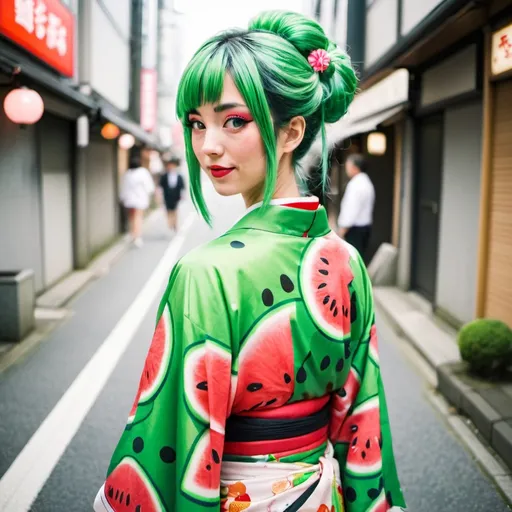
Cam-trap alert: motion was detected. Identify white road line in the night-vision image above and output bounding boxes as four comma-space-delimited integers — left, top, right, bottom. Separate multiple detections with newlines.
0, 213, 197, 512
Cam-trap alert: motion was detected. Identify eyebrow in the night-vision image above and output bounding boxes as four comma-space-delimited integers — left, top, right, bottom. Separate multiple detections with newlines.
188, 103, 246, 117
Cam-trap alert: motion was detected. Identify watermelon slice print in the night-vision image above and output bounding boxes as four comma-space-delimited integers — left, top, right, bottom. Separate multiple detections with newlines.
101, 457, 165, 511
369, 324, 379, 365
232, 303, 295, 413
128, 304, 173, 425
299, 233, 354, 341
368, 491, 389, 512
330, 367, 361, 441
184, 339, 232, 433
181, 428, 224, 506
339, 396, 382, 477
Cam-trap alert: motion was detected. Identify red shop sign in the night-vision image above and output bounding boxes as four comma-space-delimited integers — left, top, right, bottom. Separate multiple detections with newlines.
0, 0, 75, 77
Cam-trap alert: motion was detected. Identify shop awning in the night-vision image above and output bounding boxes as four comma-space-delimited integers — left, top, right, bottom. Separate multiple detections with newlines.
100, 104, 163, 151
327, 104, 407, 145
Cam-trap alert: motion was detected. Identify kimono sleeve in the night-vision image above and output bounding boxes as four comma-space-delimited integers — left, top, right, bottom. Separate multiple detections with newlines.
332, 252, 406, 511
94, 261, 234, 512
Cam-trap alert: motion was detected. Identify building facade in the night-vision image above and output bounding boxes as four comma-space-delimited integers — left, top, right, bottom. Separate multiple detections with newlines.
0, 0, 164, 294
310, 0, 512, 328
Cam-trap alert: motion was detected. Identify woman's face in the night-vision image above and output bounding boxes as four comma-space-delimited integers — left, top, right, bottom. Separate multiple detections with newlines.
188, 74, 267, 204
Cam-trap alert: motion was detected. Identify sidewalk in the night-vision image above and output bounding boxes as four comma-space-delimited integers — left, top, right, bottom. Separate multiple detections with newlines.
374, 286, 512, 502
0, 208, 165, 374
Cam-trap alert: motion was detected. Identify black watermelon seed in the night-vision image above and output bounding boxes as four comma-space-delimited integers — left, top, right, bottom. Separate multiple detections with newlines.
108, 487, 114, 499
197, 381, 208, 391
262, 288, 274, 307
249, 402, 263, 410
362, 451, 366, 459
336, 358, 344, 372
212, 449, 220, 464
296, 367, 307, 383
135, 505, 141, 512
126, 494, 131, 506
115, 490, 119, 500
266, 398, 277, 406
352, 436, 358, 447
351, 425, 358, 433
379, 437, 383, 448
368, 488, 380, 500
247, 382, 263, 392
333, 307, 339, 317
320, 356, 331, 370
206, 464, 211, 471
330, 299, 337, 312
230, 241, 245, 249
320, 257, 329, 264
160, 446, 176, 463
319, 269, 329, 276
342, 305, 349, 317
132, 437, 144, 453
284, 373, 292, 383
280, 274, 294, 292
339, 388, 347, 397
366, 439, 371, 449
351, 292, 357, 323
323, 295, 330, 305
346, 487, 357, 502
120, 492, 124, 504
318, 283, 327, 289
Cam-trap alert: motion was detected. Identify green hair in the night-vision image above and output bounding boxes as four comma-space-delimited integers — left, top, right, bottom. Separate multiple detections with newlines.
176, 10, 358, 224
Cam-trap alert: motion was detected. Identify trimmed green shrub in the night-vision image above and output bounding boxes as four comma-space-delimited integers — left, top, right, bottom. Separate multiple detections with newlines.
458, 319, 512, 377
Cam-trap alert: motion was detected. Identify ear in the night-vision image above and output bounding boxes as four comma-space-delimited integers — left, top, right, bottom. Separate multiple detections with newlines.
278, 116, 306, 154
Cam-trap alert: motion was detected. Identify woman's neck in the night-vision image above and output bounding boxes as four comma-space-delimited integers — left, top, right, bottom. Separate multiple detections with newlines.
243, 162, 300, 209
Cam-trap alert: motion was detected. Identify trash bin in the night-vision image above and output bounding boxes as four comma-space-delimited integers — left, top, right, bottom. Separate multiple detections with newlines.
0, 270, 35, 342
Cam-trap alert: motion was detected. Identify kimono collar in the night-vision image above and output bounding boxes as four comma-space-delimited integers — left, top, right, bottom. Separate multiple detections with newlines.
228, 199, 331, 238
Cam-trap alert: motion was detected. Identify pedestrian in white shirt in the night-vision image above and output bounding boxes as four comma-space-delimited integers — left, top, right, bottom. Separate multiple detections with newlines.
119, 154, 155, 248
337, 154, 375, 259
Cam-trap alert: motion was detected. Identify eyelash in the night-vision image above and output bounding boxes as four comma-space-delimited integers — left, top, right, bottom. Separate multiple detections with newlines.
186, 115, 252, 130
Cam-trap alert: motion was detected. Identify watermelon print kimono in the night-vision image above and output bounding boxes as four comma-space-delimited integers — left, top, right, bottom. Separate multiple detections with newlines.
94, 198, 406, 512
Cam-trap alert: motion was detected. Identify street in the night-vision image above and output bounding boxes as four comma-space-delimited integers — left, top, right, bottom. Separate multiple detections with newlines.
0, 192, 508, 512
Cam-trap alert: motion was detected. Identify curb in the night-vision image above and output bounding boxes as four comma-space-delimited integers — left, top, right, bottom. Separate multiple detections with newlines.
374, 287, 512, 506
437, 362, 512, 472
0, 209, 163, 374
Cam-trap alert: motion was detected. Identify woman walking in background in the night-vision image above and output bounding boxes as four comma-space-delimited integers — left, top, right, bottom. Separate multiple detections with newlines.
159, 156, 185, 233
119, 154, 155, 248
96, 10, 405, 512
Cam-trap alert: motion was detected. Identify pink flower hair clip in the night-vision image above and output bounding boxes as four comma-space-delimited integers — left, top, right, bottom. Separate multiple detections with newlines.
308, 49, 331, 73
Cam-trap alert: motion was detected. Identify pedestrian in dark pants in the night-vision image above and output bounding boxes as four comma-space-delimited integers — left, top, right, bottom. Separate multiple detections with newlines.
159, 157, 185, 233
337, 154, 375, 261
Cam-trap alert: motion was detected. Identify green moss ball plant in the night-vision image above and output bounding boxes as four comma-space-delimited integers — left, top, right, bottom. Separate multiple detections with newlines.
458, 319, 512, 378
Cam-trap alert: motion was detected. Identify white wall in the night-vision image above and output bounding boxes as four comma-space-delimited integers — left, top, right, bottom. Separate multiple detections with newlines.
435, 102, 483, 324
401, 0, 445, 35
365, 0, 398, 67
90, 1, 131, 110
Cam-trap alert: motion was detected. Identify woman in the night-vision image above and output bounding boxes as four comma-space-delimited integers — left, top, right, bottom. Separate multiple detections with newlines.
119, 153, 155, 248
159, 156, 185, 232
95, 11, 406, 512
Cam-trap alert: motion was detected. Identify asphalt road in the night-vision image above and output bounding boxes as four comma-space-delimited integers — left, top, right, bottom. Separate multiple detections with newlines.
0, 193, 509, 512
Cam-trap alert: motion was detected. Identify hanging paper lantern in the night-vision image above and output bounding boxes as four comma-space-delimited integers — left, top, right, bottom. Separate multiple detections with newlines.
118, 133, 135, 150
3, 87, 44, 124
101, 122, 120, 140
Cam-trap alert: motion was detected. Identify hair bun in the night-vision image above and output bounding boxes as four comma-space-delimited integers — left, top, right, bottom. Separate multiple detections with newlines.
249, 10, 358, 124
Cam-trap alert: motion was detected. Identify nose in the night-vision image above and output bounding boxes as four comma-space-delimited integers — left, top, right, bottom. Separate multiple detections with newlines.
201, 127, 224, 157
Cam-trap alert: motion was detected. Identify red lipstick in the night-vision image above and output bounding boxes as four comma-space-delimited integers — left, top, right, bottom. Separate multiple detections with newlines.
210, 165, 234, 178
